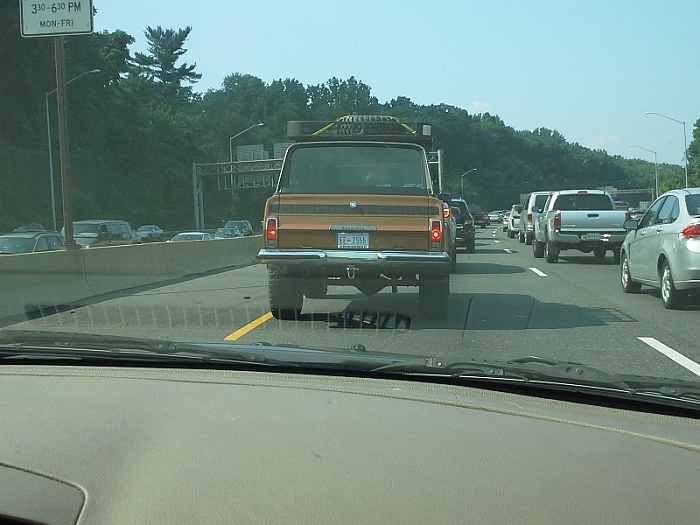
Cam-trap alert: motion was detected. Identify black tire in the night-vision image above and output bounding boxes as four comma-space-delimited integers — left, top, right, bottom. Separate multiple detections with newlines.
660, 260, 685, 309
269, 269, 303, 319
525, 233, 532, 246
465, 238, 475, 253
593, 248, 607, 261
419, 274, 449, 319
620, 252, 641, 294
612, 248, 621, 265
544, 239, 559, 263
532, 238, 545, 258
519, 230, 525, 243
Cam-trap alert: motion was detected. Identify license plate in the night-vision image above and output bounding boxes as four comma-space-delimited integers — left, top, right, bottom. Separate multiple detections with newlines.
582, 233, 601, 241
338, 233, 369, 249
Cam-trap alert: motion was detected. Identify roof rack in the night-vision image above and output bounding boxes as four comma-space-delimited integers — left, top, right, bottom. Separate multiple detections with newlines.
287, 115, 433, 147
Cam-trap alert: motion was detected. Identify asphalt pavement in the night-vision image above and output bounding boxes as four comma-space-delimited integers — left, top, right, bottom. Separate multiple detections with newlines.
9, 226, 700, 382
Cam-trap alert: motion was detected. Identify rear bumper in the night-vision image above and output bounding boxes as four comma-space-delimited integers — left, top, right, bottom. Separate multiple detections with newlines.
550, 231, 627, 248
258, 248, 451, 273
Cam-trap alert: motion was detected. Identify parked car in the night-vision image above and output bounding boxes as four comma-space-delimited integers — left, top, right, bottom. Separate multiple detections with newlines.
136, 225, 165, 242
519, 191, 552, 244
68, 220, 135, 247
507, 204, 522, 238
13, 223, 46, 232
620, 188, 700, 309
213, 227, 243, 239
449, 198, 476, 253
168, 232, 215, 242
224, 220, 253, 236
0, 231, 64, 254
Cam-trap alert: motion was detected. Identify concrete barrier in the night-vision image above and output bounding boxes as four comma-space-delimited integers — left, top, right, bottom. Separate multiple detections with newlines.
2, 236, 261, 322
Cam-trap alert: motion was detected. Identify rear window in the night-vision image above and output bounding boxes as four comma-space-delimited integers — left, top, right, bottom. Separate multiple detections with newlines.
450, 201, 468, 214
280, 144, 429, 195
533, 194, 549, 209
553, 193, 613, 211
685, 194, 700, 216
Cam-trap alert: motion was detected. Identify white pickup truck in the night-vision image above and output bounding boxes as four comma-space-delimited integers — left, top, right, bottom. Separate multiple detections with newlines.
532, 189, 629, 263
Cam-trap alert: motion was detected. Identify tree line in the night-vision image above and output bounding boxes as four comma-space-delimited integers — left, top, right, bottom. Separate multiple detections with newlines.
1, 4, 696, 232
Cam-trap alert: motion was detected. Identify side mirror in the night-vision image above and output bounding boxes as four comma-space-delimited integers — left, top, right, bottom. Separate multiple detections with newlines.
623, 219, 639, 231
438, 192, 452, 202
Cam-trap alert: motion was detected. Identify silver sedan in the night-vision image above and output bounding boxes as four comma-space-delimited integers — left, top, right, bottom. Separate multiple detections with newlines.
620, 188, 700, 308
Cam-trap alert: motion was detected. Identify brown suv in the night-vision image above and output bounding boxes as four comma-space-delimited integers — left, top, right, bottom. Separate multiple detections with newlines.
258, 116, 454, 319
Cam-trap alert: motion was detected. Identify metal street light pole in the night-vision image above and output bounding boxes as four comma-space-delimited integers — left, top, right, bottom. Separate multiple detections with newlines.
460, 168, 477, 199
45, 68, 100, 231
229, 122, 264, 163
629, 144, 658, 199
645, 112, 688, 188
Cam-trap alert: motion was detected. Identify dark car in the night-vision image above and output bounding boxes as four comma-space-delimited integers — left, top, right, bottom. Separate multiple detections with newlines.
0, 231, 64, 254
13, 223, 46, 232
449, 198, 476, 253
469, 204, 487, 228
224, 220, 253, 236
136, 225, 165, 242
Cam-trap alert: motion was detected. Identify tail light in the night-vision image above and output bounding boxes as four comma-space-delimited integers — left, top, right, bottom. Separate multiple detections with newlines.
443, 207, 451, 219
265, 218, 278, 247
625, 212, 631, 221
464, 213, 473, 225
680, 223, 700, 239
553, 211, 561, 232
430, 219, 442, 247
527, 213, 532, 223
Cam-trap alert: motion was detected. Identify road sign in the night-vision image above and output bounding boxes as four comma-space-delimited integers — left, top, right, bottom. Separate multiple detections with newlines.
19, 0, 94, 38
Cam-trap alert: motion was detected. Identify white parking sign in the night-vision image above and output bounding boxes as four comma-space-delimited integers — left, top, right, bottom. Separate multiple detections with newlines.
19, 0, 94, 37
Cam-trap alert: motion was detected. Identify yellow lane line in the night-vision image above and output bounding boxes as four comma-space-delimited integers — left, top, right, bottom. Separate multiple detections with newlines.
224, 311, 273, 341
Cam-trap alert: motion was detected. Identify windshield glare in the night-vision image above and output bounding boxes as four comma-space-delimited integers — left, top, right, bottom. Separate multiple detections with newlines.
1, 2, 700, 407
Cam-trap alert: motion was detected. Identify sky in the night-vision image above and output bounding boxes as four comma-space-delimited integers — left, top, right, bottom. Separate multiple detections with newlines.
94, 0, 699, 167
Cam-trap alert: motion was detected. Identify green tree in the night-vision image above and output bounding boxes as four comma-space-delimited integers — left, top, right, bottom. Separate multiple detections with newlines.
132, 26, 202, 101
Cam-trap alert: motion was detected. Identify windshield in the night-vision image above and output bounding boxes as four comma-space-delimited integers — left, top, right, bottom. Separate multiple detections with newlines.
73, 223, 100, 238
1, 3, 700, 411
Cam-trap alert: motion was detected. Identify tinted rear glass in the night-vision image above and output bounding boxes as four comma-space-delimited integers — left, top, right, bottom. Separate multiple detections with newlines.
554, 193, 613, 211
685, 194, 700, 216
533, 194, 549, 209
280, 145, 428, 195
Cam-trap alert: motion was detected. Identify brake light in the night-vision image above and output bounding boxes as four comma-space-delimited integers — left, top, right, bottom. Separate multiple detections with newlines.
553, 211, 561, 232
527, 213, 532, 222
430, 220, 442, 244
265, 218, 278, 246
680, 223, 700, 238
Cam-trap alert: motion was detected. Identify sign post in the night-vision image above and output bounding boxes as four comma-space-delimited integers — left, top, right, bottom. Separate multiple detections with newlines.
19, 0, 94, 248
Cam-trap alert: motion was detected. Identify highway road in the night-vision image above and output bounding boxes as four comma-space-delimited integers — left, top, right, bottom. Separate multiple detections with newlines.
9, 226, 700, 382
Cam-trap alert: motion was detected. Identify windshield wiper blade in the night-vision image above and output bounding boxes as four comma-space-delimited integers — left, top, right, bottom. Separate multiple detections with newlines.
370, 355, 700, 404
0, 330, 285, 366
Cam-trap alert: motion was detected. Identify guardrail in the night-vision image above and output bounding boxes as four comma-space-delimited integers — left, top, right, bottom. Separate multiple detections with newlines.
2, 236, 262, 322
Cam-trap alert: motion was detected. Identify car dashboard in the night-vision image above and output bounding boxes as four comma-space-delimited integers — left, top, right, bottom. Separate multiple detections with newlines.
0, 365, 699, 524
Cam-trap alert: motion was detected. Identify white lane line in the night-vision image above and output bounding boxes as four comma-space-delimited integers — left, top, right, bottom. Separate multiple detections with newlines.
529, 267, 547, 277
638, 337, 700, 378
494, 239, 500, 243
504, 249, 513, 254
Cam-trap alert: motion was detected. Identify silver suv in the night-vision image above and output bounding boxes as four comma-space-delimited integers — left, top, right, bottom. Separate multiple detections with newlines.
519, 191, 552, 245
